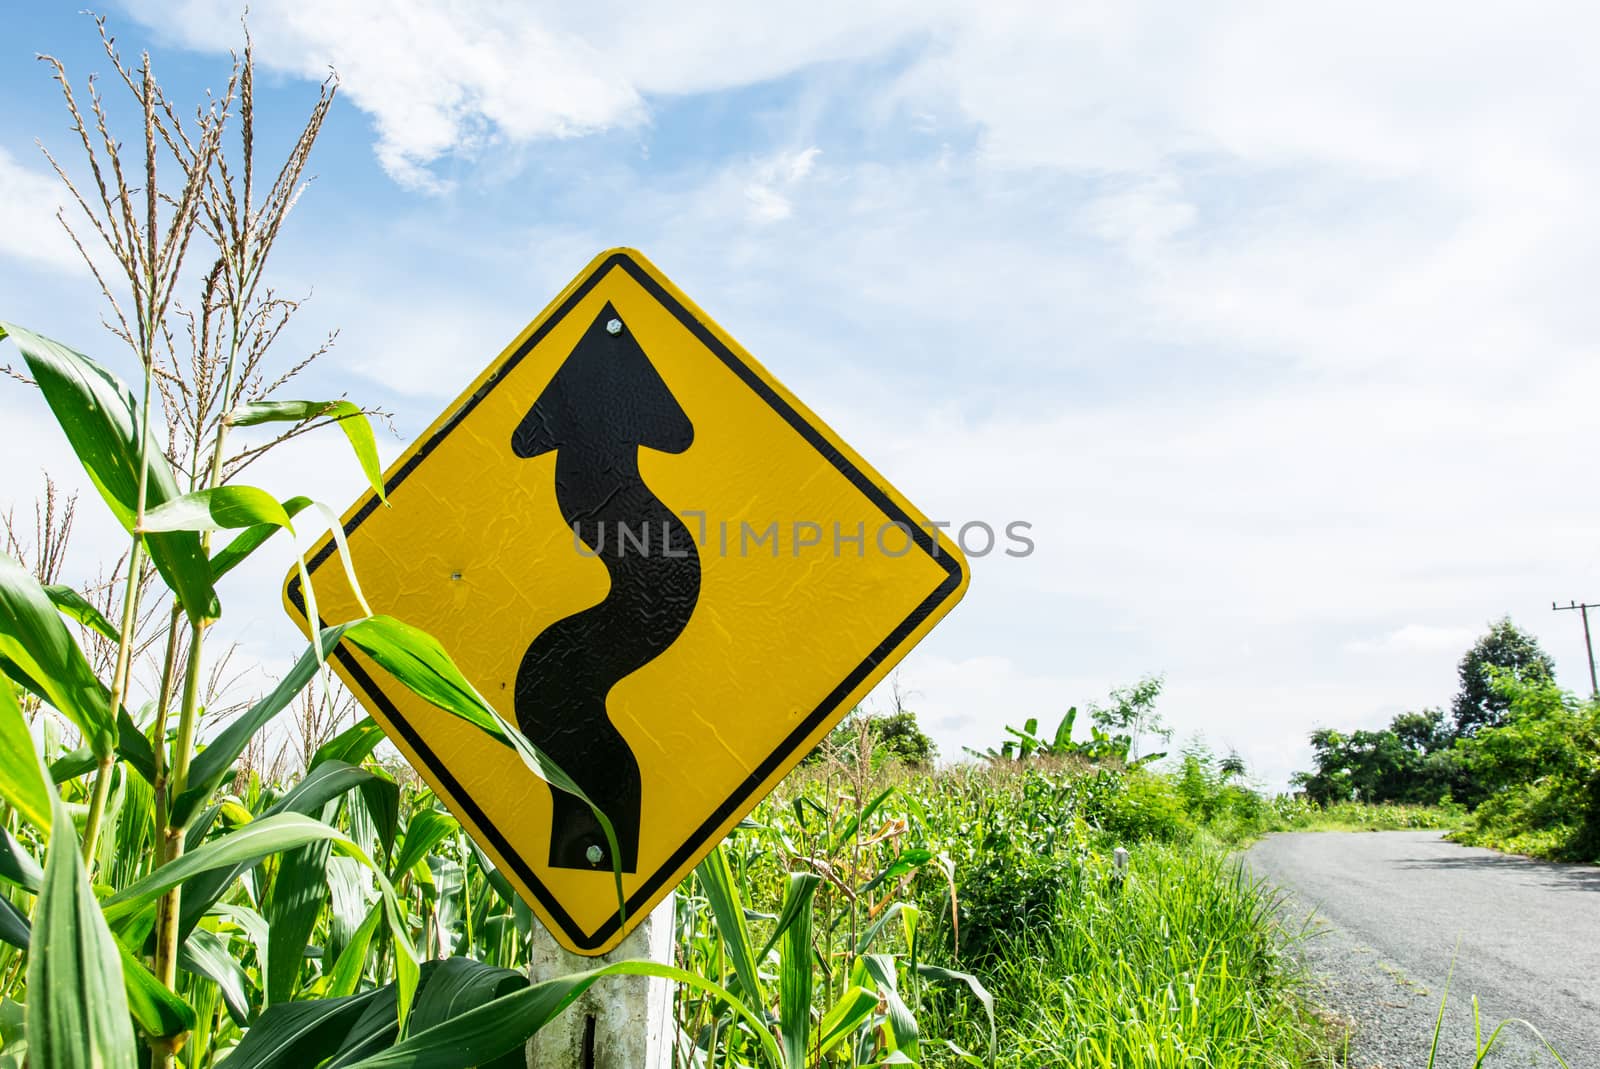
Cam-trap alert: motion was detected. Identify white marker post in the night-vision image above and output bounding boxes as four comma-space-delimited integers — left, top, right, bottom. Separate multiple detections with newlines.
527, 893, 677, 1068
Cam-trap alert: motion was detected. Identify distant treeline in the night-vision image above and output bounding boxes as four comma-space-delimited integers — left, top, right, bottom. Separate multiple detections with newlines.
1292, 617, 1600, 862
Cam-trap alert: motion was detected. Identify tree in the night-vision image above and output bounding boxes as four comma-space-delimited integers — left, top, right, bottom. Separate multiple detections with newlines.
1452, 618, 1555, 738
1391, 709, 1448, 753
1457, 675, 1600, 860
1292, 728, 1355, 805
806, 707, 937, 767
872, 708, 938, 765
1087, 675, 1169, 758
1291, 711, 1461, 806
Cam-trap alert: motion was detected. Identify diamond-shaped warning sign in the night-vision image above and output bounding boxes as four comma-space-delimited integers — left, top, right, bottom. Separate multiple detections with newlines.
286, 248, 967, 953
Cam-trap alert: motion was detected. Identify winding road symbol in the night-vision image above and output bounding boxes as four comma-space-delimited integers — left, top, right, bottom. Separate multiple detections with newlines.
511, 303, 699, 872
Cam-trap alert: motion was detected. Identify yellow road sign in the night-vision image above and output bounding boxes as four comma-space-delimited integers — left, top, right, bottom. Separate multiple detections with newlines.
285, 248, 968, 954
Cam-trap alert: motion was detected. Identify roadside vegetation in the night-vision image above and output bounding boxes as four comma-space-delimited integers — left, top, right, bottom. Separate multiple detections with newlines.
1292, 619, 1600, 863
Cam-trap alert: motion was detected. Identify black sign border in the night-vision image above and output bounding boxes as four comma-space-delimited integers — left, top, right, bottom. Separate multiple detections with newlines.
287, 250, 965, 950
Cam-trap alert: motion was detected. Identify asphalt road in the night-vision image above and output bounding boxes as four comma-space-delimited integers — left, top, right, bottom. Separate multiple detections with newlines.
1247, 831, 1598, 1068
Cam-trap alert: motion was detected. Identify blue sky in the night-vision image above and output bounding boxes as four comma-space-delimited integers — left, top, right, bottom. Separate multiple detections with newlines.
4, 2, 1599, 789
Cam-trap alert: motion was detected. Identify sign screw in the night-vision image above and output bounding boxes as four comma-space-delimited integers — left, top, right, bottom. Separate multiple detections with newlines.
606, 318, 623, 336
585, 844, 604, 865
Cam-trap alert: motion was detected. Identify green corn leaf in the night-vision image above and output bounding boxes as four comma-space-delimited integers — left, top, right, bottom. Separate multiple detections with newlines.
45, 743, 96, 783
45, 711, 158, 786
116, 709, 159, 785
915, 964, 996, 1068
0, 997, 28, 1069
102, 812, 351, 922
44, 711, 159, 787
179, 927, 253, 1026
862, 954, 919, 1060
41, 583, 118, 642
777, 873, 819, 1069
758, 870, 822, 963
0, 829, 42, 893
325, 854, 375, 967
406, 957, 526, 1034
170, 631, 338, 828
0, 886, 191, 1040
0, 895, 30, 951
814, 986, 880, 1061
335, 617, 592, 805
391, 807, 455, 883
334, 615, 626, 918
832, 785, 896, 850
210, 496, 313, 580
178, 760, 381, 939
264, 836, 333, 1004
117, 940, 197, 1040
0, 676, 53, 831
858, 847, 935, 896
325, 903, 383, 998
854, 901, 909, 956
26, 796, 137, 1069
232, 959, 526, 1069
694, 845, 765, 1007
141, 485, 298, 534
464, 837, 517, 911
221, 988, 391, 1069
337, 960, 778, 1069
0, 550, 117, 756
312, 715, 386, 770
321, 990, 407, 1068
105, 809, 419, 1028
0, 321, 218, 622
356, 775, 400, 863
229, 399, 387, 503
209, 903, 272, 976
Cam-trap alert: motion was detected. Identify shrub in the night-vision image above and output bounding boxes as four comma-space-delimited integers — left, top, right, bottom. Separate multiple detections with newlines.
1100, 769, 1191, 843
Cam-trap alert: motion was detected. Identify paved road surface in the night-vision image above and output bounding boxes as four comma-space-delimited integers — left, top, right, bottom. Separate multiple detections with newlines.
1247, 831, 1598, 1068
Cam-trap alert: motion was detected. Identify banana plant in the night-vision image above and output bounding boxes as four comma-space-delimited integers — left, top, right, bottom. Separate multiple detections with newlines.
966, 707, 1167, 770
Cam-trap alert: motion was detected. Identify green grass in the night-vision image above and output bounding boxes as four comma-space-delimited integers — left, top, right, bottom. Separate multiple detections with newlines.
1268, 798, 1467, 834
957, 843, 1329, 1068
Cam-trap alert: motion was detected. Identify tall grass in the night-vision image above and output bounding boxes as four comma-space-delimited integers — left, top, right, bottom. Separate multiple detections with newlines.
972, 845, 1320, 1068
1266, 797, 1465, 834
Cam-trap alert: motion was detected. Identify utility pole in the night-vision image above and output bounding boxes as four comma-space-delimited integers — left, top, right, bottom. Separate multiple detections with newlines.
1552, 600, 1599, 698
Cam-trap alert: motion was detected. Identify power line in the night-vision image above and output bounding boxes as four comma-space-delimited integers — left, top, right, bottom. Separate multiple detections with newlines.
1551, 600, 1599, 698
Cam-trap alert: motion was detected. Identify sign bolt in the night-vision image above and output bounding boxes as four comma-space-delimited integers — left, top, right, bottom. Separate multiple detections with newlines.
585, 844, 604, 865
606, 318, 623, 336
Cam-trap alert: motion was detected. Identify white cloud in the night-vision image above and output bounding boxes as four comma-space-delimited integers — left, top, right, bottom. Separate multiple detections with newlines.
125, 0, 644, 191
744, 147, 822, 223
123, 1, 929, 190
1347, 626, 1481, 656
0, 148, 77, 271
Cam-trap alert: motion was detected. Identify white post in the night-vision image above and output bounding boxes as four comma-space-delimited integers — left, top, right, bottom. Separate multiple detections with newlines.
527, 893, 676, 1069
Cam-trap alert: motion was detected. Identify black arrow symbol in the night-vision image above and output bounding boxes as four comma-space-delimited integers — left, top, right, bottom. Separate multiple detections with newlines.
510, 303, 700, 872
